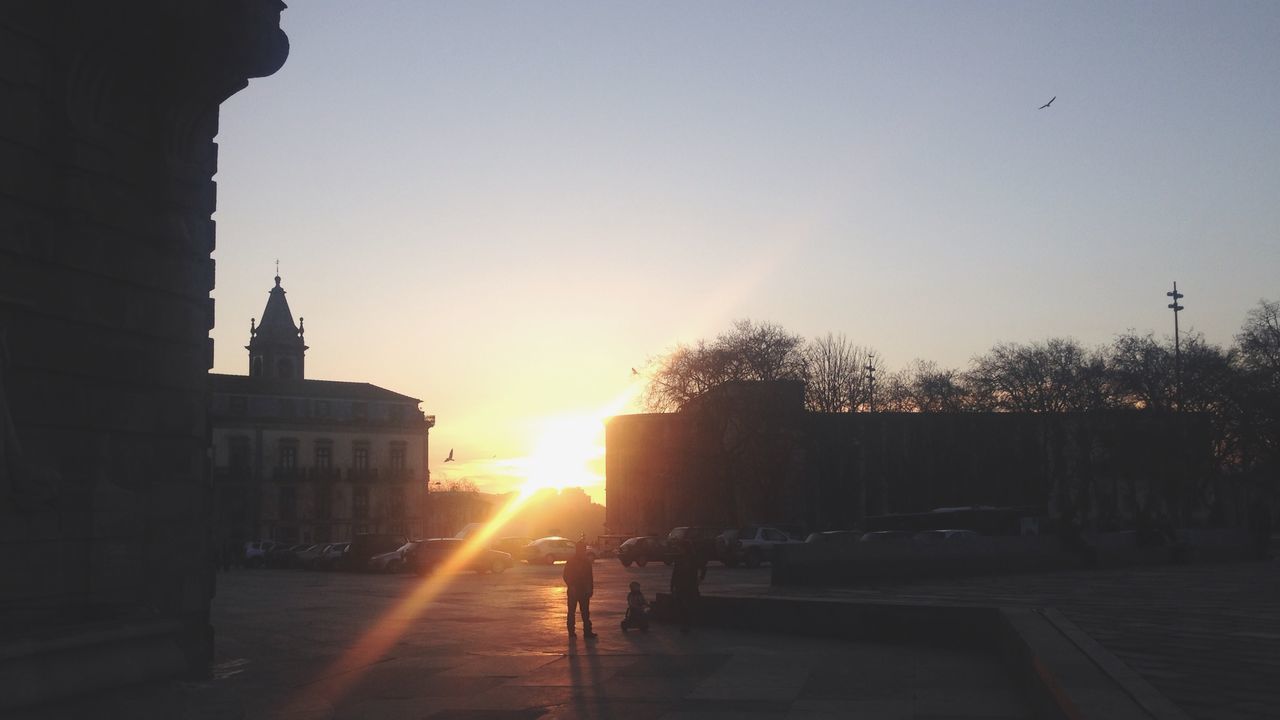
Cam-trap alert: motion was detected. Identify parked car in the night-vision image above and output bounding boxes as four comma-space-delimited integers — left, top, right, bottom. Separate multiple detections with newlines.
593, 534, 633, 559
912, 529, 980, 547
296, 543, 332, 570
523, 537, 597, 565
491, 536, 534, 558
857, 530, 916, 547
317, 542, 350, 570
339, 533, 407, 571
369, 541, 421, 573
617, 536, 667, 567
266, 543, 309, 569
407, 538, 514, 575
666, 526, 722, 563
720, 526, 805, 568
714, 529, 739, 565
805, 530, 864, 548
243, 540, 277, 568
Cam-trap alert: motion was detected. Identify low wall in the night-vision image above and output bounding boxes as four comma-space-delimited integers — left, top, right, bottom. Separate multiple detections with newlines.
773, 530, 1253, 586
653, 593, 1190, 720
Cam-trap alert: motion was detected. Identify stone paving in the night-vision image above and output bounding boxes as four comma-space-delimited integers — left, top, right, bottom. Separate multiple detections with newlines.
14, 562, 1031, 720
726, 559, 1280, 720
15, 556, 1276, 719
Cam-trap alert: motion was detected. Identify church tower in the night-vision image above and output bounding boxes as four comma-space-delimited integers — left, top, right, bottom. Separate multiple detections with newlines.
247, 272, 308, 379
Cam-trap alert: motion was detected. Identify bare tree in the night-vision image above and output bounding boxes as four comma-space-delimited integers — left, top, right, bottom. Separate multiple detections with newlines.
1237, 300, 1280, 377
445, 478, 479, 493
1233, 300, 1280, 473
643, 340, 733, 412
966, 338, 1110, 413
645, 320, 807, 411
1106, 331, 1177, 411
803, 333, 872, 412
889, 359, 974, 412
719, 320, 808, 383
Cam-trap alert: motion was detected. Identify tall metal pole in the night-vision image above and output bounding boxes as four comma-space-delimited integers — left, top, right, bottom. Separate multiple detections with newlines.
1167, 281, 1184, 411
865, 354, 876, 413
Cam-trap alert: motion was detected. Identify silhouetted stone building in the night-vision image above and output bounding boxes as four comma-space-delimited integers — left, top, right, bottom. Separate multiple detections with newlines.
605, 381, 1211, 535
0, 0, 287, 706
211, 275, 434, 546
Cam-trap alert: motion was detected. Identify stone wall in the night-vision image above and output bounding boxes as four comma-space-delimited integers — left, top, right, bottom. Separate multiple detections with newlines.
0, 1, 286, 706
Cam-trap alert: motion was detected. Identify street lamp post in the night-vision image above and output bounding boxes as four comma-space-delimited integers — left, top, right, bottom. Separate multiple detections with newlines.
1167, 281, 1184, 411
865, 354, 877, 413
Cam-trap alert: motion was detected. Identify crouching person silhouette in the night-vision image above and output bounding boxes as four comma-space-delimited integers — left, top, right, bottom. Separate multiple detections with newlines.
621, 581, 649, 632
563, 541, 596, 638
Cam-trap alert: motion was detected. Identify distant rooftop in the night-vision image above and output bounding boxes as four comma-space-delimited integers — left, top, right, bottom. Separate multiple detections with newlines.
210, 372, 421, 404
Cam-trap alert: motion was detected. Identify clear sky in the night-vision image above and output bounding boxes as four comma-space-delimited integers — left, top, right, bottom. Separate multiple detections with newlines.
212, 1, 1280, 503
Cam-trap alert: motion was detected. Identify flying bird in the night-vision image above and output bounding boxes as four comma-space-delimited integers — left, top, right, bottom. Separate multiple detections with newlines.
444, 448, 454, 463
1039, 96, 1056, 110
631, 367, 639, 376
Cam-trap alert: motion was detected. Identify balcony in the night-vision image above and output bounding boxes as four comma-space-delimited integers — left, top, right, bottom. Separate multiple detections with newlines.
304, 466, 342, 482
383, 467, 417, 482
213, 465, 254, 482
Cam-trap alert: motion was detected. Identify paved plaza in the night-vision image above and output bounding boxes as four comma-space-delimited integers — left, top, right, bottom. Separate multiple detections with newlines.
18, 562, 1031, 720
721, 560, 1280, 720
16, 556, 1279, 719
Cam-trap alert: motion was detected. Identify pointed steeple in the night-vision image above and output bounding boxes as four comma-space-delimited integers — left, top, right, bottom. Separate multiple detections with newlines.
246, 271, 308, 379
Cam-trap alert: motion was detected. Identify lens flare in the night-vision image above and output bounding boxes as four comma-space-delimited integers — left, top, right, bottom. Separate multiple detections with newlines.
287, 486, 537, 710
290, 380, 645, 710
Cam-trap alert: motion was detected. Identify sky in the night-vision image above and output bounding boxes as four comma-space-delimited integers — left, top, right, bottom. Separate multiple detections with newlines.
212, 1, 1280, 503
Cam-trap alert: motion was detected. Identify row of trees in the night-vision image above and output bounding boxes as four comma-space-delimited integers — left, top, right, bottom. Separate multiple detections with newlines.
644, 303, 1280, 474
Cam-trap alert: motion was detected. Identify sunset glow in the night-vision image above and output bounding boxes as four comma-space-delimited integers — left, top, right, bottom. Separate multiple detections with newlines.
435, 380, 645, 501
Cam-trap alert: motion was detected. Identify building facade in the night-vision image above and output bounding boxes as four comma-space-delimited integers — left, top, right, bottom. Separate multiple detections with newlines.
605, 381, 1212, 536
0, 1, 287, 704
211, 275, 434, 546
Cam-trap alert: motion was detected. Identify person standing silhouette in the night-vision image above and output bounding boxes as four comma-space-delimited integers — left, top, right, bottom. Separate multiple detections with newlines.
669, 540, 706, 633
563, 541, 596, 638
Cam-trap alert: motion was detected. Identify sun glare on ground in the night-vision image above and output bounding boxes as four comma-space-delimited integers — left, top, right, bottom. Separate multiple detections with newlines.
294, 379, 647, 710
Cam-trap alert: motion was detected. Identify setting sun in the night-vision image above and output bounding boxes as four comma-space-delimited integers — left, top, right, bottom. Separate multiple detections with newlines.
517, 414, 606, 493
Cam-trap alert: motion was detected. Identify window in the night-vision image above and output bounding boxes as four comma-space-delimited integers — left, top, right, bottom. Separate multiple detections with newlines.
763, 528, 787, 542
353, 487, 368, 519
228, 436, 250, 470
389, 442, 406, 470
352, 442, 369, 471
278, 439, 298, 470
316, 400, 331, 418
390, 404, 405, 422
352, 402, 368, 421
314, 440, 332, 469
280, 398, 296, 418
280, 486, 296, 521
230, 396, 248, 415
